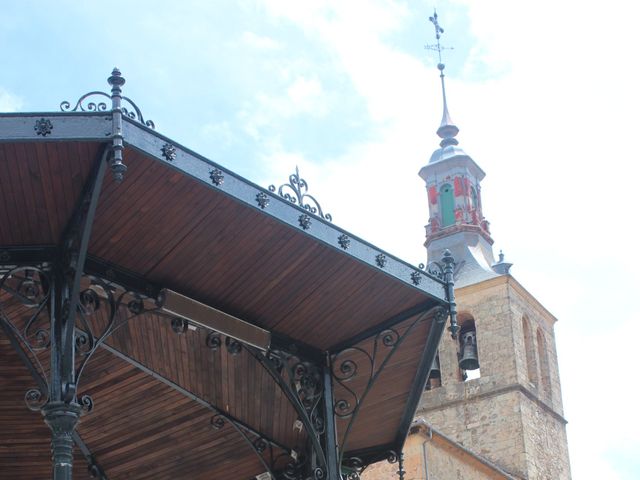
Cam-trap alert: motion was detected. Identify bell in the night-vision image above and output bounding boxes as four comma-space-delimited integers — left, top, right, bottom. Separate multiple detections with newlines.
458, 330, 479, 371
429, 355, 441, 379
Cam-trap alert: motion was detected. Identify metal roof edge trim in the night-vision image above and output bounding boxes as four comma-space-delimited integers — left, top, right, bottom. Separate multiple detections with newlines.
121, 118, 448, 302
0, 112, 111, 142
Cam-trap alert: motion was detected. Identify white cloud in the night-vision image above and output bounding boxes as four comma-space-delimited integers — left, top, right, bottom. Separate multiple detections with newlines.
241, 31, 282, 50
0, 88, 23, 112
255, 1, 640, 477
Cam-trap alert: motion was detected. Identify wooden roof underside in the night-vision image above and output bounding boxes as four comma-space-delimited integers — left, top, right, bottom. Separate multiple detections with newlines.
0, 119, 448, 479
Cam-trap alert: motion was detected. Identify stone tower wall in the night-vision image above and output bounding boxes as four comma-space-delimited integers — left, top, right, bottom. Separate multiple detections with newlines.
415, 276, 570, 479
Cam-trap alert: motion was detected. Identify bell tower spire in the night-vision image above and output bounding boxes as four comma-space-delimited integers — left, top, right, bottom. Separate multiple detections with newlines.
420, 10, 505, 286
428, 11, 459, 147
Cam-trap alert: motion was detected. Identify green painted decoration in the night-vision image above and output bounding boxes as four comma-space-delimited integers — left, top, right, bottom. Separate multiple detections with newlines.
440, 184, 455, 227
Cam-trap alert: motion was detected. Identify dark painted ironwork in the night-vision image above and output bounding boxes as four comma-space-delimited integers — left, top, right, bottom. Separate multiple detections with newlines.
161, 142, 176, 161
419, 250, 458, 338
34, 117, 53, 136
247, 345, 328, 479
323, 361, 340, 480
393, 308, 448, 450
441, 250, 459, 338
256, 192, 270, 209
375, 254, 387, 268
331, 305, 444, 471
171, 317, 188, 334
269, 167, 332, 221
209, 167, 224, 186
98, 341, 289, 451
341, 456, 366, 479
60, 70, 154, 129
0, 148, 116, 480
60, 68, 153, 181
225, 335, 243, 355
73, 432, 108, 480
395, 452, 405, 480
205, 331, 221, 350
410, 271, 422, 285
116, 118, 449, 299
299, 213, 312, 230
338, 234, 350, 250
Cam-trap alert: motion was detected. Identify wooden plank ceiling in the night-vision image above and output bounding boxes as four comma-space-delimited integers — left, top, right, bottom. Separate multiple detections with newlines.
0, 140, 442, 478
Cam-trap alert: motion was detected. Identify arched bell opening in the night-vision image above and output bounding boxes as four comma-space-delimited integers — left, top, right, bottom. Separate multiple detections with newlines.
425, 353, 442, 390
458, 317, 480, 378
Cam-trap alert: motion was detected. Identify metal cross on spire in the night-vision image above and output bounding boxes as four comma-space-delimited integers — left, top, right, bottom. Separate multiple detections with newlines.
425, 10, 459, 147
426, 10, 452, 66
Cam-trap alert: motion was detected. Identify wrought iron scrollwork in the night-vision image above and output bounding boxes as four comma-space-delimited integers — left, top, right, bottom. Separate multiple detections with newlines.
331, 306, 447, 466
205, 331, 221, 350
247, 346, 328, 477
60, 89, 155, 129
209, 410, 302, 480
269, 167, 332, 221
0, 265, 159, 414
420, 260, 444, 281
24, 388, 47, 412
0, 266, 52, 408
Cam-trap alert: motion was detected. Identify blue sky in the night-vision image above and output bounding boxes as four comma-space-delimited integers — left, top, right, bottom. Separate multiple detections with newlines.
2, 1, 639, 478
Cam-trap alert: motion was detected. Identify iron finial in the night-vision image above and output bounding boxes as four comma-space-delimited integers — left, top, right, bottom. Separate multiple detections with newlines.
107, 67, 125, 89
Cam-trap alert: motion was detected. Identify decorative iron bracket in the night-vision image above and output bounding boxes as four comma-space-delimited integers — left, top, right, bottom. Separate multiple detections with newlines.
247, 345, 329, 480
330, 305, 448, 474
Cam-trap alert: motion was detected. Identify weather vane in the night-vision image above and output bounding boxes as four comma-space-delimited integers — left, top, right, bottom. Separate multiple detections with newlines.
426, 10, 453, 67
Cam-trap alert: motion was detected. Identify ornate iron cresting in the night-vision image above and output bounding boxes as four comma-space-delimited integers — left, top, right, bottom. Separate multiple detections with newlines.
330, 305, 449, 472
269, 167, 332, 221
60, 68, 154, 182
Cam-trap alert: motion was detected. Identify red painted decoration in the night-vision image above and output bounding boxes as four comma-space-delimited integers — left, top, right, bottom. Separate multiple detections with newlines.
454, 177, 463, 196
428, 186, 438, 205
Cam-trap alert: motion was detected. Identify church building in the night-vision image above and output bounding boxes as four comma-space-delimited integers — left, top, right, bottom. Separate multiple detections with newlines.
364, 13, 571, 480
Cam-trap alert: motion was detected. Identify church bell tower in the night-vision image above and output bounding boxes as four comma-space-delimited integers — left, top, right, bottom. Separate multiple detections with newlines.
415, 11, 572, 480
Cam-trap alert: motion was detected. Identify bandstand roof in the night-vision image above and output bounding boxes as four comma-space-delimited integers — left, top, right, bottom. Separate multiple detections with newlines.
0, 74, 452, 480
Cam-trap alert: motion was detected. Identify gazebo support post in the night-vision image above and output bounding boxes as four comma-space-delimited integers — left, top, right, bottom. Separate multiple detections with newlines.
323, 359, 340, 480
42, 402, 82, 480
42, 146, 109, 479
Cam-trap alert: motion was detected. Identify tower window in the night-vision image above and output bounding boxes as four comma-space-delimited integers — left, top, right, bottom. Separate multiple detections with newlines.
537, 328, 552, 402
440, 183, 455, 227
470, 186, 478, 210
522, 316, 538, 387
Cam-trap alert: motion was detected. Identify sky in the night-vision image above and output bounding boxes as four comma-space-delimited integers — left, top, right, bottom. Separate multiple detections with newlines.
2, 0, 639, 478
